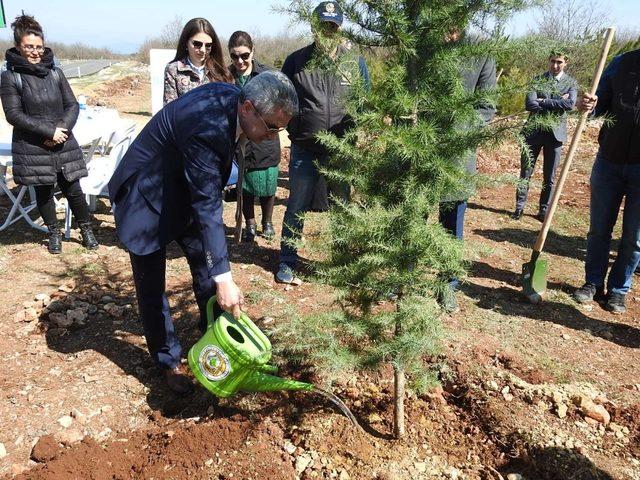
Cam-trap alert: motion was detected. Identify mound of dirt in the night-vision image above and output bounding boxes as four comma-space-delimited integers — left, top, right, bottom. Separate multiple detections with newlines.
14, 417, 295, 480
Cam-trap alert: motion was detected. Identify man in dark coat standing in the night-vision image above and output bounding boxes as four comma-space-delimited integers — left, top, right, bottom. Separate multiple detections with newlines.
276, 1, 370, 284
513, 52, 577, 221
438, 30, 496, 312
573, 49, 640, 315
108, 71, 297, 394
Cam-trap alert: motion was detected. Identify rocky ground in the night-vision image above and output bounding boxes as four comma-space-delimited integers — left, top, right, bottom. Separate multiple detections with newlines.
0, 63, 638, 480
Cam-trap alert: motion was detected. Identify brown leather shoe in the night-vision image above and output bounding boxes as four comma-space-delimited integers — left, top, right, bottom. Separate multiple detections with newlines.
164, 366, 194, 396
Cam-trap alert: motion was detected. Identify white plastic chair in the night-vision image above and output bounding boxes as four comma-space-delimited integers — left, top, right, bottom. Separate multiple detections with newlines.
64, 136, 131, 238
100, 122, 136, 155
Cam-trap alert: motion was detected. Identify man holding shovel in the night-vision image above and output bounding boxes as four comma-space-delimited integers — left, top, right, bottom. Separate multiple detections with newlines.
573, 48, 640, 314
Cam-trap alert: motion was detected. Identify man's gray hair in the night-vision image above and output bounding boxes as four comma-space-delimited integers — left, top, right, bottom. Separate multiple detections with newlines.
241, 71, 298, 116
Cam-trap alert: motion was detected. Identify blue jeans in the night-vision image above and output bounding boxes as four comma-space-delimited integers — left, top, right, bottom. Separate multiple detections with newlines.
280, 144, 349, 267
585, 153, 640, 295
439, 200, 467, 290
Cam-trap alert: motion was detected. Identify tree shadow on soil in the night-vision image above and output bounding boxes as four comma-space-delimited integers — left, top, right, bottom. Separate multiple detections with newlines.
501, 445, 615, 480
473, 226, 591, 263
462, 280, 640, 349
38, 258, 234, 418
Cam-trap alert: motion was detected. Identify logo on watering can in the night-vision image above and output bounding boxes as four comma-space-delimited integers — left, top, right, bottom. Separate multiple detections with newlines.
198, 345, 231, 381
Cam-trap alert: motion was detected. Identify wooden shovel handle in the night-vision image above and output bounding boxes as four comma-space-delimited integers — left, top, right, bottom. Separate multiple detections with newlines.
532, 27, 616, 254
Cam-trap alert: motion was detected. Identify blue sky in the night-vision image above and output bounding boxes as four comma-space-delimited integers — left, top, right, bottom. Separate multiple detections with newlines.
0, 0, 638, 54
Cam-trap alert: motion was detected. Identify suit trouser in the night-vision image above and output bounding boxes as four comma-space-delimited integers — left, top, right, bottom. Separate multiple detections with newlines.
515, 135, 562, 212
129, 221, 220, 370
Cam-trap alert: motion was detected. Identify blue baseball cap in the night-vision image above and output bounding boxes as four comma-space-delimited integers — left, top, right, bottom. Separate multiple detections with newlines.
313, 1, 343, 26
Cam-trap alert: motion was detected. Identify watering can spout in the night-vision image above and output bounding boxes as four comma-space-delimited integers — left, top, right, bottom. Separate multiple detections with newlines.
241, 371, 314, 393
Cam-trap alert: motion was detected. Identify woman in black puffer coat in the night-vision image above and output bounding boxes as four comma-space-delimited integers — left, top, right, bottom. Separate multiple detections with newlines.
0, 14, 98, 254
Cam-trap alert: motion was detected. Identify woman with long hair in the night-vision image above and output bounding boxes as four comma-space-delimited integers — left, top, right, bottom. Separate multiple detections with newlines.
228, 31, 281, 241
163, 17, 232, 104
0, 13, 98, 254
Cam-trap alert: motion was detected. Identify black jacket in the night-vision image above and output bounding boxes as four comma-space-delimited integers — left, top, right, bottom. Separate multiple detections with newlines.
594, 49, 640, 164
282, 43, 369, 155
230, 60, 280, 170
0, 47, 86, 186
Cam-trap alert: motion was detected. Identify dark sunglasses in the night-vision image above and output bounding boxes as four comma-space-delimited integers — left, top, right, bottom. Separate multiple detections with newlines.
230, 52, 251, 61
252, 103, 286, 134
191, 40, 213, 50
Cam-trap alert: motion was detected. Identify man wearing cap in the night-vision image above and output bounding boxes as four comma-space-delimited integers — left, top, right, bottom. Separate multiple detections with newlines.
276, 1, 370, 284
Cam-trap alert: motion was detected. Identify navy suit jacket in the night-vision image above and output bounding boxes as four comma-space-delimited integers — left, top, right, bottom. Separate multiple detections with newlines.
108, 82, 240, 276
524, 71, 577, 143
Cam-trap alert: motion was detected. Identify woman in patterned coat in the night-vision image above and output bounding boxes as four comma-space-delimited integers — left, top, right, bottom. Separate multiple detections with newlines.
163, 18, 232, 105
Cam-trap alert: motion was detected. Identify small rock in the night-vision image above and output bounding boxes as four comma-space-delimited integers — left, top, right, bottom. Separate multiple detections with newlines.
561, 333, 570, 340
66, 308, 87, 325
368, 413, 383, 423
506, 474, 523, 480
447, 467, 461, 479
35, 293, 50, 304
15, 308, 39, 323
0, 443, 6, 458
339, 469, 350, 480
57, 415, 73, 428
49, 312, 73, 328
11, 464, 28, 476
414, 462, 427, 473
501, 386, 510, 395
205, 458, 214, 467
295, 454, 313, 474
56, 429, 84, 446
485, 380, 499, 391
284, 441, 297, 455
556, 403, 568, 418
58, 281, 76, 293
503, 393, 514, 402
582, 402, 610, 425
70, 409, 87, 424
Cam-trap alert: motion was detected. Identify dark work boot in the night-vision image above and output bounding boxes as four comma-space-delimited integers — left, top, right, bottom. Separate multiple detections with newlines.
46, 224, 62, 255
79, 222, 99, 250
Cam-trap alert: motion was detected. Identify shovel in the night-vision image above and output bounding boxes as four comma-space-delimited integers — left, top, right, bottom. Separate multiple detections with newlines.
522, 27, 616, 303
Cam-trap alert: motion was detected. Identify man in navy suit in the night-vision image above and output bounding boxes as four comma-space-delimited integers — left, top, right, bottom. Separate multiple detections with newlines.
513, 52, 577, 221
108, 71, 297, 394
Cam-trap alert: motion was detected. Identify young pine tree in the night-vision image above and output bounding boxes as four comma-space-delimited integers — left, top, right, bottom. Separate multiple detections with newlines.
275, 0, 540, 438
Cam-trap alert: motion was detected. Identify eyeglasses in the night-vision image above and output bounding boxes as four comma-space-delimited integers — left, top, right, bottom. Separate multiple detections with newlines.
252, 103, 286, 134
21, 44, 44, 53
191, 40, 213, 51
230, 52, 251, 62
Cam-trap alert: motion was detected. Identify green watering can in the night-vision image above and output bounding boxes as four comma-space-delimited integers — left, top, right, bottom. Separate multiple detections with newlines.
188, 297, 313, 398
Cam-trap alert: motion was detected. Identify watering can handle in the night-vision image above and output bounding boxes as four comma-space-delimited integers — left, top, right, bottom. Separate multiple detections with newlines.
205, 296, 272, 344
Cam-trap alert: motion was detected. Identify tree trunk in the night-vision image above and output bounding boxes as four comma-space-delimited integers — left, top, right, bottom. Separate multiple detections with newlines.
393, 364, 405, 438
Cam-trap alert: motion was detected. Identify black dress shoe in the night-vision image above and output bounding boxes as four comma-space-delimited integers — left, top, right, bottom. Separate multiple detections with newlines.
164, 366, 194, 395
511, 209, 523, 220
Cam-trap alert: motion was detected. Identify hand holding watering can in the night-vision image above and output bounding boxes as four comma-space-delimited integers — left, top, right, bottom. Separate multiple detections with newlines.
216, 277, 245, 318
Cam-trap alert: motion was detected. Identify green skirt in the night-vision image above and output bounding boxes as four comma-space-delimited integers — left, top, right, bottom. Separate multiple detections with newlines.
242, 166, 279, 197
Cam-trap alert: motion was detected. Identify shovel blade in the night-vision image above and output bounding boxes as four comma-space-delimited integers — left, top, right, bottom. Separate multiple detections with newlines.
522, 257, 548, 303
